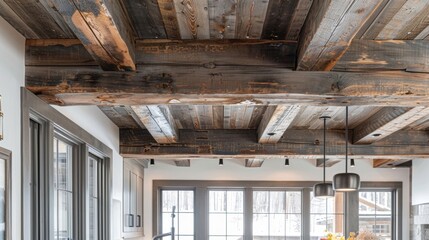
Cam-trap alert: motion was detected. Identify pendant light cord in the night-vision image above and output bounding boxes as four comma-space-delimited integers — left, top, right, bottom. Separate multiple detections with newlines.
345, 106, 349, 173
323, 117, 327, 183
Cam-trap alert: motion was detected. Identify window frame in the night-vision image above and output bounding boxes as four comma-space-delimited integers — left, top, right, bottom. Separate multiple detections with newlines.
21, 88, 113, 240
0, 146, 11, 240
153, 180, 402, 240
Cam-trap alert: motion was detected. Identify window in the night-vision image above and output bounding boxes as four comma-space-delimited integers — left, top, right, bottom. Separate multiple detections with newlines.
253, 190, 302, 239
88, 154, 101, 240
209, 190, 244, 240
161, 190, 194, 239
53, 137, 74, 240
359, 191, 394, 240
0, 147, 11, 240
310, 192, 344, 239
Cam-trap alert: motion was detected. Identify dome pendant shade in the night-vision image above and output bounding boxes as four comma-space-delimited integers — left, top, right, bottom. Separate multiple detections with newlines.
314, 182, 335, 198
333, 172, 361, 192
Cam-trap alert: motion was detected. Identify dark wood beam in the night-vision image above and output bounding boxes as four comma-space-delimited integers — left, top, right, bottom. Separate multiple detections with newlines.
120, 129, 429, 159
297, 0, 382, 71
47, 0, 135, 71
131, 105, 178, 144
25, 39, 297, 68
373, 159, 412, 168
335, 40, 429, 73
26, 65, 429, 106
316, 158, 342, 167
353, 107, 429, 144
245, 159, 264, 168
174, 160, 191, 167
258, 105, 301, 144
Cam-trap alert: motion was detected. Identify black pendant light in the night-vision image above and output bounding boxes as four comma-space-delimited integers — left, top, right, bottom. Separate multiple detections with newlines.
333, 106, 361, 192
150, 159, 155, 165
219, 158, 224, 166
313, 116, 335, 198
285, 158, 290, 166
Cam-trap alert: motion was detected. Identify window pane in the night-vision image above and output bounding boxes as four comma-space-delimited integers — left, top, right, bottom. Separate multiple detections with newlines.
359, 191, 393, 240
210, 191, 226, 213
227, 191, 243, 213
0, 159, 6, 240
270, 214, 285, 236
286, 192, 301, 214
253, 191, 269, 213
88, 156, 100, 240
286, 214, 301, 237
253, 214, 269, 236
209, 190, 244, 238
227, 214, 243, 235
310, 191, 344, 237
161, 190, 194, 239
270, 192, 286, 213
210, 213, 226, 235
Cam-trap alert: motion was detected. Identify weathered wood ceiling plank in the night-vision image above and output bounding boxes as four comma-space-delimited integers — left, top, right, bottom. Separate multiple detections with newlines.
26, 39, 297, 68
377, 0, 429, 39
157, 0, 181, 39
285, 0, 313, 40
373, 159, 411, 168
0, 1, 38, 38
3, 0, 75, 38
316, 158, 342, 167
358, 0, 407, 39
99, 106, 143, 129
174, 159, 191, 167
258, 105, 301, 144
224, 105, 255, 129
120, 128, 429, 158
353, 107, 429, 144
297, 0, 382, 71
261, 0, 298, 40
131, 105, 179, 143
174, 0, 210, 39
245, 159, 264, 167
26, 66, 429, 106
122, 0, 167, 39
48, 0, 136, 71
208, 0, 237, 39
235, 0, 270, 39
335, 40, 429, 73
169, 105, 196, 129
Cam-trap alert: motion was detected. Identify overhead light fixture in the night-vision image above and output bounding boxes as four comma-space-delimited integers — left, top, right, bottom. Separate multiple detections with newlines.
350, 159, 355, 168
285, 158, 290, 166
333, 106, 361, 192
150, 159, 155, 165
219, 159, 224, 166
313, 116, 335, 198
0, 95, 3, 141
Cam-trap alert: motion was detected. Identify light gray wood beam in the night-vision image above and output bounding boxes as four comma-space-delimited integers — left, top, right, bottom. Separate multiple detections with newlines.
316, 158, 342, 168
353, 107, 429, 144
258, 105, 301, 144
297, 0, 382, 70
245, 159, 265, 168
174, 160, 191, 167
131, 105, 178, 144
47, 0, 135, 71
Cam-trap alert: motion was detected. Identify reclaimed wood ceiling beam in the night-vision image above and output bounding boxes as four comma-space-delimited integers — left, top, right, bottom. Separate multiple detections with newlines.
131, 105, 178, 144
47, 0, 136, 71
353, 107, 429, 145
174, 160, 191, 167
258, 105, 301, 144
120, 129, 429, 159
26, 65, 429, 106
245, 159, 264, 168
297, 0, 383, 71
373, 159, 411, 168
316, 158, 342, 168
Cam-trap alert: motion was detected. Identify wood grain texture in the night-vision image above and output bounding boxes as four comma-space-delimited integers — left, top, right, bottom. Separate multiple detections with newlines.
131, 105, 179, 143
48, 0, 136, 71
373, 158, 411, 168
245, 159, 264, 167
235, 0, 270, 39
358, 0, 407, 39
285, 0, 313, 40
174, 159, 191, 167
316, 158, 341, 167
122, 0, 167, 39
261, 0, 298, 40
335, 40, 429, 73
174, 0, 210, 39
157, 0, 181, 39
120, 128, 429, 158
0, 1, 38, 38
377, 0, 429, 39
26, 39, 297, 68
353, 107, 429, 144
224, 105, 255, 129
208, 0, 237, 39
99, 106, 142, 128
3, 0, 75, 38
297, 0, 382, 71
258, 105, 301, 144
26, 66, 429, 106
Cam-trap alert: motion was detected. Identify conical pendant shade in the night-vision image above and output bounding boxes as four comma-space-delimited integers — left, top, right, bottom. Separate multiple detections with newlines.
313, 116, 335, 198
333, 106, 361, 192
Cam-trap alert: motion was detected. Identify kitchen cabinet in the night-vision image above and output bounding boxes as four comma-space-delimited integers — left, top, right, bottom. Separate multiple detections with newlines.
123, 160, 144, 237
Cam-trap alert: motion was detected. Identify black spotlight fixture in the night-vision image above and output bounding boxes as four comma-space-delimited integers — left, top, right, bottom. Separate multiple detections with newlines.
313, 116, 335, 198
285, 158, 290, 166
219, 158, 224, 166
350, 159, 355, 168
333, 107, 361, 192
150, 159, 155, 165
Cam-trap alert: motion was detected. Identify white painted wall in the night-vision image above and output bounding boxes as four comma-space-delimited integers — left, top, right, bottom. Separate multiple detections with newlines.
144, 158, 410, 240
0, 16, 26, 240
412, 159, 429, 205
52, 105, 124, 239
